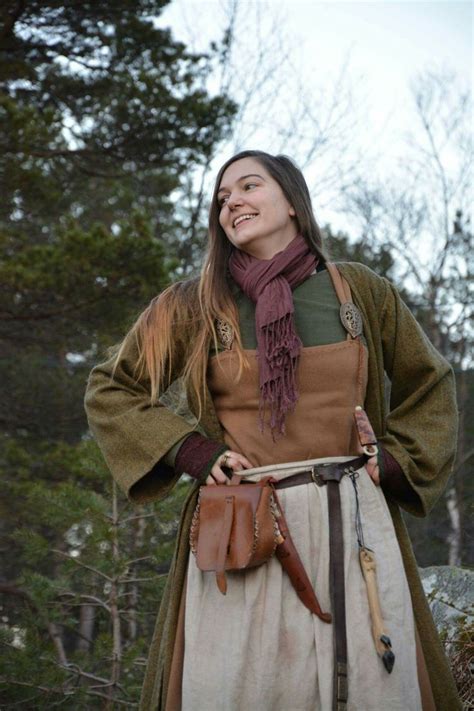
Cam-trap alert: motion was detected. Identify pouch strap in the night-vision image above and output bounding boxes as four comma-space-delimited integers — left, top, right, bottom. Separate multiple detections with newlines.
215, 495, 234, 594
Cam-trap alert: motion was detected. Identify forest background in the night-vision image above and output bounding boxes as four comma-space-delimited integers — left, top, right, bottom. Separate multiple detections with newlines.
0, 0, 472, 708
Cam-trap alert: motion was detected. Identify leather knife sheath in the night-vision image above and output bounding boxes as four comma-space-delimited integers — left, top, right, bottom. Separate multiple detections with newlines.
273, 491, 332, 624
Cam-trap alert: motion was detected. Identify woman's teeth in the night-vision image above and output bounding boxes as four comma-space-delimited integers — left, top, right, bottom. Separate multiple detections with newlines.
234, 214, 257, 228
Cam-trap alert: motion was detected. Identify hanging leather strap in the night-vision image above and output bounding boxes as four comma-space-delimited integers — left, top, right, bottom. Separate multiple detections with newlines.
215, 495, 234, 594
315, 465, 350, 711
327, 479, 348, 710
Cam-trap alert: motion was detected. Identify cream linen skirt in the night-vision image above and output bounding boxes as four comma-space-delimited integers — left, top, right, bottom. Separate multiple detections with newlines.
182, 456, 422, 711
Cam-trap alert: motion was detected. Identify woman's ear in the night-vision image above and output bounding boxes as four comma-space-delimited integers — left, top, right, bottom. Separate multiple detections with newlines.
289, 206, 296, 217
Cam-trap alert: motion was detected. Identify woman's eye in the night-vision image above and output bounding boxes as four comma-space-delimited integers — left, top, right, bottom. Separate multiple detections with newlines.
218, 183, 257, 207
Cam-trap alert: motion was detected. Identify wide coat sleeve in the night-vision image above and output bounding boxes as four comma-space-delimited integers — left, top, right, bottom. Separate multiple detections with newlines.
84, 330, 197, 505
375, 276, 458, 517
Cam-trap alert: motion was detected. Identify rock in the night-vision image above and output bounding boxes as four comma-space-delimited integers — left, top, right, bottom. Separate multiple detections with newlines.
419, 565, 473, 647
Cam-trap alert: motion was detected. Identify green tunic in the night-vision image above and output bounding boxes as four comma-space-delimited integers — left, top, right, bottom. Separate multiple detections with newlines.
234, 267, 347, 349
84, 262, 460, 710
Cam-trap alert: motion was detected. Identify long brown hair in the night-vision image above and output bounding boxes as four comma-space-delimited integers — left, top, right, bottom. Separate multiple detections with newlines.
116, 151, 326, 421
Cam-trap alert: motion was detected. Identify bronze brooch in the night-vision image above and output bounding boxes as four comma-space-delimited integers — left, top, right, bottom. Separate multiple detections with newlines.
340, 303, 363, 338
216, 319, 234, 350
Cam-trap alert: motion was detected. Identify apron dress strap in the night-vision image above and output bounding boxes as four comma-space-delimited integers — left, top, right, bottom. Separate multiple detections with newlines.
325, 262, 363, 341
325, 262, 353, 305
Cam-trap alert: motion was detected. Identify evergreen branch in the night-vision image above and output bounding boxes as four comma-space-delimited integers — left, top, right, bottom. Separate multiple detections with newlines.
83, 690, 137, 707
2, 679, 136, 707
120, 512, 158, 524
117, 575, 166, 583
55, 55, 109, 72
0, 678, 63, 696
52, 549, 113, 582
27, 148, 97, 158
123, 555, 155, 565
0, 582, 68, 665
1, 640, 27, 651
57, 662, 126, 692
57, 591, 111, 612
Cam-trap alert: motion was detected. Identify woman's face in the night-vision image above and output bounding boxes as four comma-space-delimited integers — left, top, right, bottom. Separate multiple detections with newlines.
217, 157, 297, 260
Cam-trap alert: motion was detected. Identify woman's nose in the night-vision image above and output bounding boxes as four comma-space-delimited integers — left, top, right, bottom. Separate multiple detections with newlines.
227, 192, 243, 209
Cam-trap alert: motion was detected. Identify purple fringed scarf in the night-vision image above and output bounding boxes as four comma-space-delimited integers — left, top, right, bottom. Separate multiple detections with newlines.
229, 234, 318, 436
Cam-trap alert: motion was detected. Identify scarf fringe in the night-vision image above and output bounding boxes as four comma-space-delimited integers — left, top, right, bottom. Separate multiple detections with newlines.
259, 313, 301, 437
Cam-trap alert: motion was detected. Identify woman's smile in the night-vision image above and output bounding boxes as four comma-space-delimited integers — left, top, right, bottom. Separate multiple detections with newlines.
233, 213, 259, 229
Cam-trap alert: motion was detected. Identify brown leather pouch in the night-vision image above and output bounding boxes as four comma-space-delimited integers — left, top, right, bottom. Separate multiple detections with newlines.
189, 476, 278, 594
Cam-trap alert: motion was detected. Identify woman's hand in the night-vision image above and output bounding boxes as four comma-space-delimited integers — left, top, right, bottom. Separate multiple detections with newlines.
206, 450, 254, 485
365, 455, 380, 486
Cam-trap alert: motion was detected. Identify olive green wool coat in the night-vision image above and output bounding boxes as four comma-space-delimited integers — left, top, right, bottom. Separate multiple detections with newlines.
84, 262, 461, 710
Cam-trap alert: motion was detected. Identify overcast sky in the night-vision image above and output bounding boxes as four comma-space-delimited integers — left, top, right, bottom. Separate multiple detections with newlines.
158, 0, 472, 235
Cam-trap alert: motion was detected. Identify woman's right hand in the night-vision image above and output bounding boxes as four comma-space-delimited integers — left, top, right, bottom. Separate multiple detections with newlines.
206, 450, 254, 485
365, 455, 380, 486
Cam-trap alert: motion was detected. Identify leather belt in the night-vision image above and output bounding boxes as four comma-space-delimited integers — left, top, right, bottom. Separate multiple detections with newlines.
273, 454, 366, 711
273, 455, 366, 490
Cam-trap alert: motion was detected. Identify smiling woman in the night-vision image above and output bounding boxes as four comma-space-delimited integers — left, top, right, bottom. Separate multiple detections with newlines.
85, 150, 461, 710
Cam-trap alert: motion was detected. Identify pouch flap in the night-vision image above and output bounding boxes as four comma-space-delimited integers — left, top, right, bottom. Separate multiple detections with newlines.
196, 485, 263, 570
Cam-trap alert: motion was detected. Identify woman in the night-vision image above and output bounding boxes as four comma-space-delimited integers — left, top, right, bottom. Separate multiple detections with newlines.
85, 151, 460, 710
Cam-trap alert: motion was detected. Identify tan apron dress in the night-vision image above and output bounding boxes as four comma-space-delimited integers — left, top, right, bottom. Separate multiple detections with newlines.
181, 266, 423, 711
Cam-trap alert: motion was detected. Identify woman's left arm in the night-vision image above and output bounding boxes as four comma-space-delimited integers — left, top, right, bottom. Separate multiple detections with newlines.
377, 279, 458, 517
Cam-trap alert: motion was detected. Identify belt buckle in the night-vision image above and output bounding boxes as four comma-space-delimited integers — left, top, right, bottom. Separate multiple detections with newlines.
311, 466, 325, 487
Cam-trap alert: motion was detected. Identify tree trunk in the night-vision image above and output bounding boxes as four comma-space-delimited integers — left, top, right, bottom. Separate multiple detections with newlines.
446, 484, 461, 565
446, 368, 467, 566
128, 515, 146, 642
77, 603, 95, 652
48, 621, 68, 666
106, 481, 122, 710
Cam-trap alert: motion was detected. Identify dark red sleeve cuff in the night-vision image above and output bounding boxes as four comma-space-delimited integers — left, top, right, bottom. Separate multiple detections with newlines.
379, 447, 419, 505
174, 432, 228, 482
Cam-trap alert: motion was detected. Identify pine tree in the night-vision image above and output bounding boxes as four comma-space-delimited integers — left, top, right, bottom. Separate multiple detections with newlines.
0, 2, 236, 705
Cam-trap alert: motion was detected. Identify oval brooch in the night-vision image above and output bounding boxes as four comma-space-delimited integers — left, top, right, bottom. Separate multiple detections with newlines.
216, 319, 234, 350
340, 303, 363, 338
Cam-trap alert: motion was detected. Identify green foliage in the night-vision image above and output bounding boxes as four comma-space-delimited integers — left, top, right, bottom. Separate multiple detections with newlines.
0, 0, 236, 705
2, 435, 193, 706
